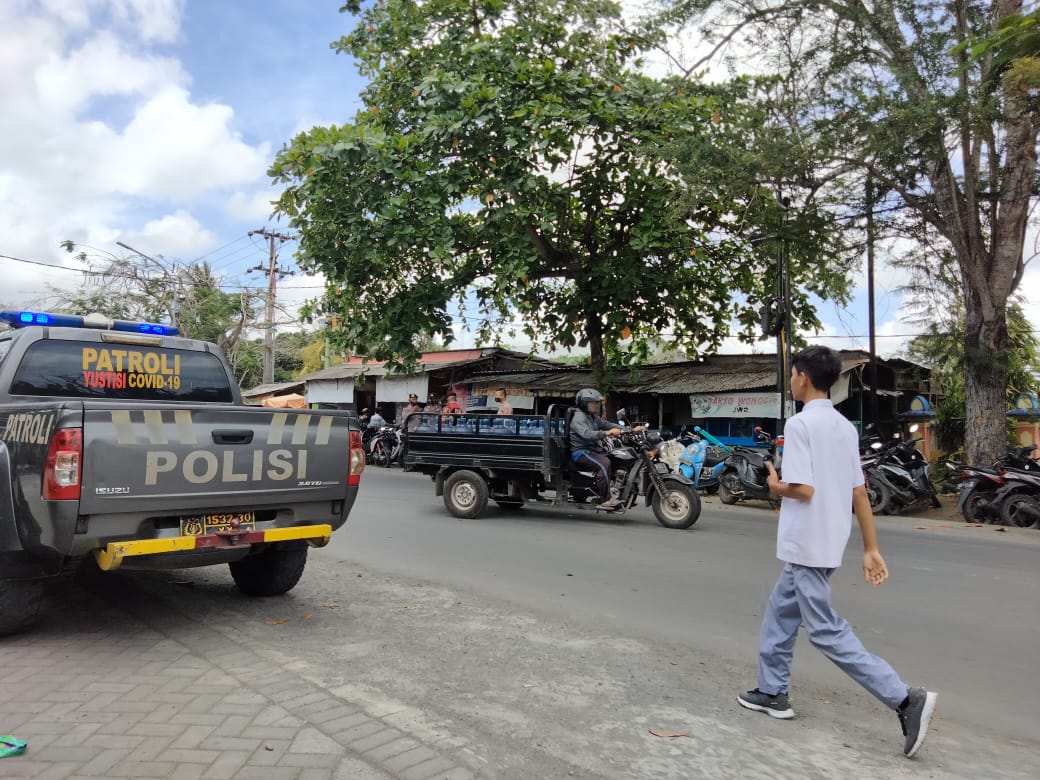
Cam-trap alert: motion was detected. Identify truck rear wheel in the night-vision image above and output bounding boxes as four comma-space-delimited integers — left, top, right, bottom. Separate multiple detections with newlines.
229, 542, 308, 597
443, 470, 489, 518
0, 579, 44, 636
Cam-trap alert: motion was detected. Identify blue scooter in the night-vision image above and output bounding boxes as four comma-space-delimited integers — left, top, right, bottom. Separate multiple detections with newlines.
676, 427, 731, 491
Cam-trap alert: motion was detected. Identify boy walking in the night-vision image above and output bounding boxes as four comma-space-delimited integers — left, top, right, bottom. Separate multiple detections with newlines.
737, 346, 937, 758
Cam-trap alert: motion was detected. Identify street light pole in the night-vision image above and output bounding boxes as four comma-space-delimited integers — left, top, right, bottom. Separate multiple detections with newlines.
865, 178, 880, 432
776, 195, 791, 430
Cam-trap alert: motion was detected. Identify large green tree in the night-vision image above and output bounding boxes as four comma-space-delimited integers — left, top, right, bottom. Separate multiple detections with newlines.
270, 0, 851, 386
666, 0, 1040, 464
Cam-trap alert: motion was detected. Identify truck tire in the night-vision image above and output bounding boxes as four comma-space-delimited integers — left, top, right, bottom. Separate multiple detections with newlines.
652, 482, 701, 529
0, 579, 44, 636
443, 470, 489, 518
229, 542, 308, 597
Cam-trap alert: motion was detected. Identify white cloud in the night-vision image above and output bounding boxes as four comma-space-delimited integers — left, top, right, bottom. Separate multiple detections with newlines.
0, 1, 269, 307
34, 30, 186, 114
116, 210, 218, 256
225, 189, 279, 223
38, 0, 183, 43
93, 86, 270, 199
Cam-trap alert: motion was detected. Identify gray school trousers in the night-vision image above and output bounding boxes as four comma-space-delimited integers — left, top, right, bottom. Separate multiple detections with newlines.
758, 562, 908, 709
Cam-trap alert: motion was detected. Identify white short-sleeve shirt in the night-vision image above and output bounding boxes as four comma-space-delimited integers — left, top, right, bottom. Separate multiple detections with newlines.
776, 399, 864, 568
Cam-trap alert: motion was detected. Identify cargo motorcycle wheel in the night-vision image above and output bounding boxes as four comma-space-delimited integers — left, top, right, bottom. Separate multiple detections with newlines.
443, 470, 489, 519
718, 472, 740, 505
229, 542, 308, 597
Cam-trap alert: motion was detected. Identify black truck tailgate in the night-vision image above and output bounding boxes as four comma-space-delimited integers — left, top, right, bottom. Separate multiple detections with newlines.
78, 405, 353, 515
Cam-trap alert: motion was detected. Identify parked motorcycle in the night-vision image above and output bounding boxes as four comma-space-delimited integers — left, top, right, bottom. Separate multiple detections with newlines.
994, 470, 1040, 528
948, 446, 1040, 523
675, 426, 731, 492
717, 428, 783, 505
365, 426, 396, 467
862, 425, 940, 515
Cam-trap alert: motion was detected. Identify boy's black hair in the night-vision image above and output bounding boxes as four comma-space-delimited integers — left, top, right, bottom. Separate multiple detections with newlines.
791, 345, 842, 392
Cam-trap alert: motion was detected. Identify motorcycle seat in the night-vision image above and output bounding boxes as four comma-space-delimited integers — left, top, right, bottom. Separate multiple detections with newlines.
734, 448, 768, 469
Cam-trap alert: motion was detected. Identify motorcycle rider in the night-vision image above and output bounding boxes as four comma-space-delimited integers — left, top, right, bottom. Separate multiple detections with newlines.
367, 409, 387, 429
569, 388, 644, 509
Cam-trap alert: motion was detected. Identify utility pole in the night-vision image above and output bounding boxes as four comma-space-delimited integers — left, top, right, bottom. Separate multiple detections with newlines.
775, 195, 791, 430
247, 229, 293, 384
865, 178, 879, 433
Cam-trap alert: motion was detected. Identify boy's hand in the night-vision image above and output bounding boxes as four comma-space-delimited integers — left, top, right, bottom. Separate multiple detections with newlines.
765, 461, 781, 494
863, 550, 889, 587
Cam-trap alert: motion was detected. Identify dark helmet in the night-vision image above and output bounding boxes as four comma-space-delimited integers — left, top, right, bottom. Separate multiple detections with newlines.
575, 388, 603, 412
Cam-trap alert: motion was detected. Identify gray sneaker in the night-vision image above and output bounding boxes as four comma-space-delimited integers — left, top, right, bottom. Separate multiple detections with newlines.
737, 688, 794, 719
898, 687, 938, 758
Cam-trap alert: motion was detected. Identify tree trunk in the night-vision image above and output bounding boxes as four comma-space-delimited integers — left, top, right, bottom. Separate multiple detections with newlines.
586, 312, 606, 390
963, 289, 1010, 465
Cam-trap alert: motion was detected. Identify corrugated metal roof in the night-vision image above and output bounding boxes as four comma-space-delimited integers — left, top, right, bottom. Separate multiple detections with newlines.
468, 366, 778, 395
298, 347, 563, 383
241, 380, 305, 398
626, 369, 777, 394
304, 357, 487, 381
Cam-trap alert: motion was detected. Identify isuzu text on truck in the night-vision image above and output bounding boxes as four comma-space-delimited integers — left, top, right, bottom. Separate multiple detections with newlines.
0, 311, 364, 635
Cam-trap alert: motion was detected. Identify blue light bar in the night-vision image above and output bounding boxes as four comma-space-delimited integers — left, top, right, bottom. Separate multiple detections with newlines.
0, 310, 179, 336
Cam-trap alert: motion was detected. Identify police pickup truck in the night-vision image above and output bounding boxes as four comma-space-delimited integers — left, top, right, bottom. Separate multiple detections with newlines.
0, 310, 364, 635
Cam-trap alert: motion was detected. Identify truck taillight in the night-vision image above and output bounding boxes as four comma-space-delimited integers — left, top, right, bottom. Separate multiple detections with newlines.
348, 430, 365, 486
44, 428, 82, 500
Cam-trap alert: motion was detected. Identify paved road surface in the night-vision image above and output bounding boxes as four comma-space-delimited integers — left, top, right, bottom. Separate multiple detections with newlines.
327, 468, 1040, 745
3, 466, 1037, 778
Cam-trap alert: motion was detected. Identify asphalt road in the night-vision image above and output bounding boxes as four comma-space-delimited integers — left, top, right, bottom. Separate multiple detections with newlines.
321, 466, 1040, 746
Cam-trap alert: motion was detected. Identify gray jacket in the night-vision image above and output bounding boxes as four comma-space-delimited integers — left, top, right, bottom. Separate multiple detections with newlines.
569, 409, 617, 452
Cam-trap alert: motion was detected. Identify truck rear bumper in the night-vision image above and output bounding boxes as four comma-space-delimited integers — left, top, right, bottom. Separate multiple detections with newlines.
92, 524, 332, 571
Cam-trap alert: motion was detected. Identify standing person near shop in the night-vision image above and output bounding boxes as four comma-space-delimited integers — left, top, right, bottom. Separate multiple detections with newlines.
494, 388, 512, 415
737, 345, 937, 759
400, 393, 422, 424
443, 392, 463, 415
424, 393, 442, 415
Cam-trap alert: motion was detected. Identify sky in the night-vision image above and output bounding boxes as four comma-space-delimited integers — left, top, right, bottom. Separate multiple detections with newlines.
1, 0, 1037, 361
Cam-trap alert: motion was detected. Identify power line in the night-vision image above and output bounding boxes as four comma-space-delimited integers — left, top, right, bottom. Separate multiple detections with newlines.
0, 251, 323, 291
0, 253, 86, 273
193, 234, 251, 262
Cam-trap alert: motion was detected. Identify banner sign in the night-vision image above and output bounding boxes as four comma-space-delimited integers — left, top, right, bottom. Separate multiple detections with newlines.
690, 392, 782, 419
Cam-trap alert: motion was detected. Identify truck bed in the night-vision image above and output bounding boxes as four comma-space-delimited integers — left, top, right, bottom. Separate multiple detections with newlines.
403, 413, 567, 477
